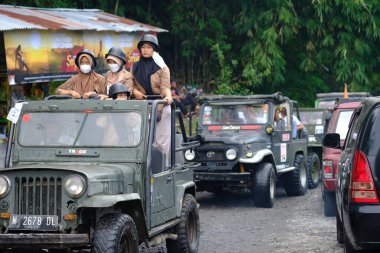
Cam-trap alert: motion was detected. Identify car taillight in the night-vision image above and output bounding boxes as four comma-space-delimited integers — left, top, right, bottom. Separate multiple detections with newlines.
350, 150, 379, 203
323, 160, 333, 179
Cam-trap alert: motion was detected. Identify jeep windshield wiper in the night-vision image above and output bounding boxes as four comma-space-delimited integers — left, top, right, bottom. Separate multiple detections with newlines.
73, 114, 89, 145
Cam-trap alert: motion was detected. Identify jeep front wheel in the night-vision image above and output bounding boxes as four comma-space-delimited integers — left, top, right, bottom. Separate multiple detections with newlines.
166, 194, 200, 253
284, 154, 308, 196
92, 213, 139, 253
251, 162, 276, 208
307, 152, 321, 189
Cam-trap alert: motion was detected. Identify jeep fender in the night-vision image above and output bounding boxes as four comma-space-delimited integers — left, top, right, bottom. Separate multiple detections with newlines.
78, 193, 141, 208
175, 181, 196, 217
239, 149, 274, 164
78, 193, 148, 240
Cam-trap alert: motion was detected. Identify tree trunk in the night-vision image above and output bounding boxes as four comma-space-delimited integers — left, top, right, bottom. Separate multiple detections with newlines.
114, 0, 120, 14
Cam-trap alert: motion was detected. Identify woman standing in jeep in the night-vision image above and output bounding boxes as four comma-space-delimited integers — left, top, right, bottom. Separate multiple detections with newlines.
104, 47, 133, 95
55, 49, 106, 99
131, 34, 172, 161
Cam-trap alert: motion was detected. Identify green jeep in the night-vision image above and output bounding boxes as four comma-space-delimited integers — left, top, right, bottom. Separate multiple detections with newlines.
186, 93, 309, 208
1, 98, 200, 252
299, 107, 326, 189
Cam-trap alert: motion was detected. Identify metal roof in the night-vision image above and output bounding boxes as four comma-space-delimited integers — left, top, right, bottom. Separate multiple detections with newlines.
0, 4, 167, 32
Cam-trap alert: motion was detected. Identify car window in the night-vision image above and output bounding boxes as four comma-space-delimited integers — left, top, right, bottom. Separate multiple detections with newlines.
344, 111, 361, 150
335, 110, 354, 140
361, 106, 380, 156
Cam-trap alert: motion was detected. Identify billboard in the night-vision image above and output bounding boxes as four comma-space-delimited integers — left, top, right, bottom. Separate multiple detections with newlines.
4, 30, 143, 85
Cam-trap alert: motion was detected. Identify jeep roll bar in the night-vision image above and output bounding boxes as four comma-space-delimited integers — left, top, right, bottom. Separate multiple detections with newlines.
198, 92, 288, 104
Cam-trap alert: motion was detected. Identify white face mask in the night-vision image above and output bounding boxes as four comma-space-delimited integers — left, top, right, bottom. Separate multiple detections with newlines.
80, 64, 92, 74
108, 63, 120, 73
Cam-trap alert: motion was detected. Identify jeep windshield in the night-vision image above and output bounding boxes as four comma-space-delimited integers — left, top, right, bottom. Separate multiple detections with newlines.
18, 111, 142, 147
300, 111, 324, 126
200, 103, 268, 137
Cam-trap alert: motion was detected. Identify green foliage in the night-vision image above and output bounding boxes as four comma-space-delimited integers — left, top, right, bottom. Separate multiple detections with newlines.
4, 0, 380, 105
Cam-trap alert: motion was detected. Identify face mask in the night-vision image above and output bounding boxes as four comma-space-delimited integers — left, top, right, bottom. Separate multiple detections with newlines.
108, 63, 120, 73
80, 64, 92, 74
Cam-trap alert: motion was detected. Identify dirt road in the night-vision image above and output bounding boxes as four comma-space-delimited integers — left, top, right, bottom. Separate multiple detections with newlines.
196, 187, 342, 253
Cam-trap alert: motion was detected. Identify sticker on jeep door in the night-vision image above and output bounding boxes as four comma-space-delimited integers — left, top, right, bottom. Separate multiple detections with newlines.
282, 133, 290, 142
280, 143, 287, 162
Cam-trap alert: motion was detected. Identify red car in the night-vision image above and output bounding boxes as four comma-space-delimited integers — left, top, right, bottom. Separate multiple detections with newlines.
322, 101, 361, 216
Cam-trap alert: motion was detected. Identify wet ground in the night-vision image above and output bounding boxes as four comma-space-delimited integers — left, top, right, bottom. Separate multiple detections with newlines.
143, 186, 343, 253
195, 187, 342, 253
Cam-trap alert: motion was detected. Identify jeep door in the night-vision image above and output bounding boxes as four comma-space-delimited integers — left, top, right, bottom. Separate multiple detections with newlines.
149, 107, 175, 216
272, 102, 292, 169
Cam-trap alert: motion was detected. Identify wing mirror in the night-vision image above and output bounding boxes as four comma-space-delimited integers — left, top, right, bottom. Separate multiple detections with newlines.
323, 133, 341, 149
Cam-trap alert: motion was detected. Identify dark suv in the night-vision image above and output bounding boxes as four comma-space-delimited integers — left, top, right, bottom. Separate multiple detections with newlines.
324, 97, 380, 252
321, 101, 361, 217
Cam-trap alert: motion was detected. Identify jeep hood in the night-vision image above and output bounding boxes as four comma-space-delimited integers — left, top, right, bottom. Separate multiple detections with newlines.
1, 163, 135, 181
203, 132, 266, 144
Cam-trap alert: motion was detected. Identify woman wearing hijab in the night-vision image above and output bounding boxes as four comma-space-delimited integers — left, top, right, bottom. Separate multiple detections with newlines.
55, 49, 106, 99
131, 34, 172, 163
104, 47, 133, 95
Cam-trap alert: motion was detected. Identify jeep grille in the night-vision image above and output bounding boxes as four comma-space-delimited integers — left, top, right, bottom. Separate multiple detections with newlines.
14, 177, 62, 221
197, 150, 225, 161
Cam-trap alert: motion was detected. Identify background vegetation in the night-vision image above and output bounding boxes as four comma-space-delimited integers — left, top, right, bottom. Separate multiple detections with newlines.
2, 0, 380, 106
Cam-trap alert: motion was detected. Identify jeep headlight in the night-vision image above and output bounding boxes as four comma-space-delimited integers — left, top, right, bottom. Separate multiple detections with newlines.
185, 150, 196, 161
0, 176, 10, 197
65, 175, 85, 198
226, 149, 237, 160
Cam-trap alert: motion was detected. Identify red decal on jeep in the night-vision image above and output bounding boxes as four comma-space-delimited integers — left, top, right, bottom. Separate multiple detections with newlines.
22, 114, 30, 122
208, 126, 222, 130
241, 125, 261, 130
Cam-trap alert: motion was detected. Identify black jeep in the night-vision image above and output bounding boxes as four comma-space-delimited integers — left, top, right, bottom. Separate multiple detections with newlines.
186, 93, 309, 208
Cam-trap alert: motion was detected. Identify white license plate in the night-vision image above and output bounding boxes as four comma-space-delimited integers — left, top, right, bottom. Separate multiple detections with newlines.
8, 215, 59, 231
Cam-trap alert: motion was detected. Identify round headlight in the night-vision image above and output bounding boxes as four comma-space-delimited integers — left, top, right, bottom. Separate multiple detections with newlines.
226, 149, 237, 160
65, 175, 85, 198
0, 176, 10, 197
185, 150, 196, 161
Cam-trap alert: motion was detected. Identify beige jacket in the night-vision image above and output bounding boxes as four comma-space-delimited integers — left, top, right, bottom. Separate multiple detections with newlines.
56, 72, 106, 95
131, 65, 171, 98
105, 69, 134, 93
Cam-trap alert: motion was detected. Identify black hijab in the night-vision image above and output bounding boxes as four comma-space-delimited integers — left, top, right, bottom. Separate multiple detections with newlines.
133, 56, 160, 95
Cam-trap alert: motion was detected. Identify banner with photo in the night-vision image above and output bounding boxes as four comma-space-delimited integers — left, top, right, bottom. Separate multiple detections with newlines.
4, 30, 143, 85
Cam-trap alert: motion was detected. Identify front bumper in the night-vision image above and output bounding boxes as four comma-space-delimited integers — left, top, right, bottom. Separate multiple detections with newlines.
345, 204, 380, 250
194, 171, 250, 182
0, 233, 89, 248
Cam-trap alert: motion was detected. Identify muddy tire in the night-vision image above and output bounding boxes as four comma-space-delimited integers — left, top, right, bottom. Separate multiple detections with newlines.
307, 152, 321, 189
324, 191, 336, 217
166, 194, 200, 253
92, 213, 139, 253
284, 154, 308, 196
252, 162, 276, 208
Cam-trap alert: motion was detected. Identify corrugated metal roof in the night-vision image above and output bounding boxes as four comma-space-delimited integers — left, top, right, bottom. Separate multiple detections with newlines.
0, 4, 168, 32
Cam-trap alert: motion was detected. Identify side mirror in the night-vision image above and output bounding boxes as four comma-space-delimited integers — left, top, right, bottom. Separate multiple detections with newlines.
323, 133, 341, 149
265, 125, 274, 135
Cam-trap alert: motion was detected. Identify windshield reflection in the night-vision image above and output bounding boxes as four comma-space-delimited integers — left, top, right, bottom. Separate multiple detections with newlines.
201, 104, 269, 125
18, 112, 142, 147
